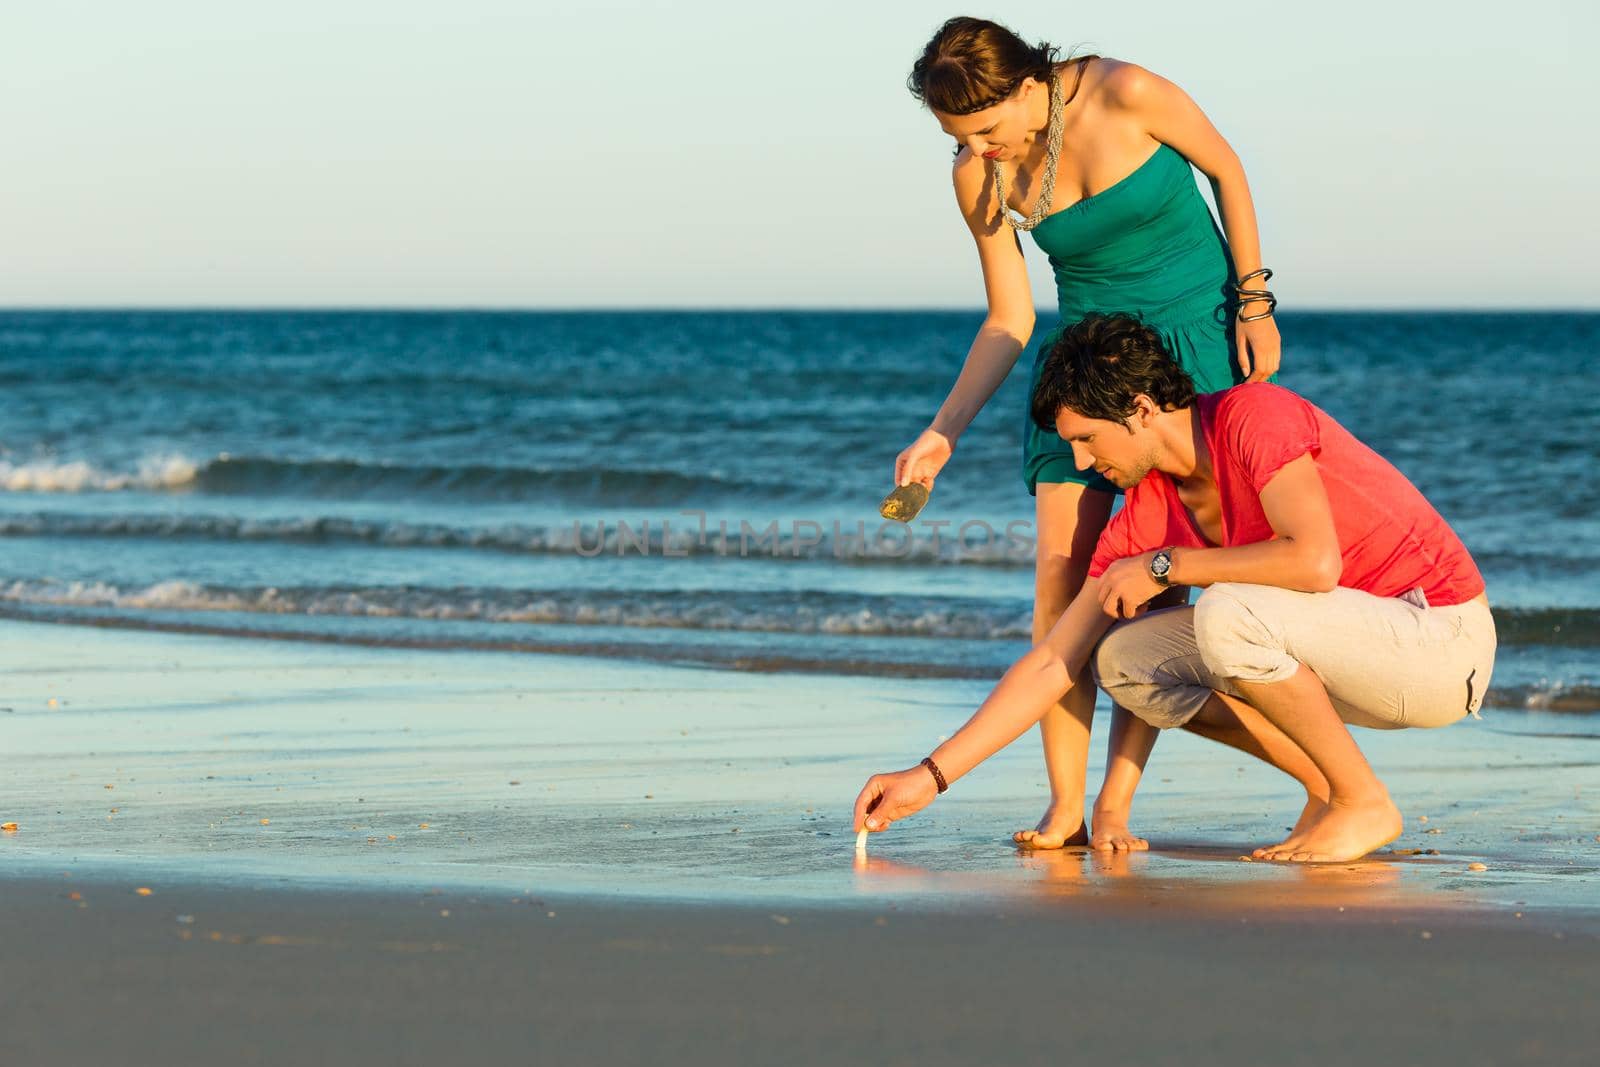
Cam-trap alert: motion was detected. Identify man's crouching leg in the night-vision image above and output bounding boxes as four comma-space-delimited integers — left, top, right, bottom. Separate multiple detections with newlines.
1192, 584, 1404, 862
1093, 606, 1333, 841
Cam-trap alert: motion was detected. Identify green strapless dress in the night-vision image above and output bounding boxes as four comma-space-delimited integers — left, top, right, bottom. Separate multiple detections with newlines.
1022, 142, 1243, 494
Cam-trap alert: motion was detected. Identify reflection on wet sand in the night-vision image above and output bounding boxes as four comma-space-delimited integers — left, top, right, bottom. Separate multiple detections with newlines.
854, 842, 1451, 920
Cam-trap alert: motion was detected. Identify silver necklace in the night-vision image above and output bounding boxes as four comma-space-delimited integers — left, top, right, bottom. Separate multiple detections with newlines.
993, 67, 1067, 232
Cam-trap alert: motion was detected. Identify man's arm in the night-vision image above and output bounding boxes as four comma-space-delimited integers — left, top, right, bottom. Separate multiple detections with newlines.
853, 581, 1116, 832
1166, 455, 1341, 590
928, 580, 1117, 783
1096, 455, 1341, 619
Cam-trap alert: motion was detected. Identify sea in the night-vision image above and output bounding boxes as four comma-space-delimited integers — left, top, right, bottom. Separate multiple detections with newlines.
2, 310, 1597, 712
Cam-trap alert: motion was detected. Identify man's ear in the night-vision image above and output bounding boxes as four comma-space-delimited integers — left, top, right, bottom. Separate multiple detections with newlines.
1131, 394, 1160, 429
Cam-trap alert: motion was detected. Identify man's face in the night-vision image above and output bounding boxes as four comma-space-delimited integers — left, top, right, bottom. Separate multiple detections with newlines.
1054, 406, 1160, 489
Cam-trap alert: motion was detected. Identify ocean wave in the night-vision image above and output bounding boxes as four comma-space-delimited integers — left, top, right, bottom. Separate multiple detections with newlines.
0, 578, 1035, 639
1489, 608, 1600, 649
10, 576, 1596, 654
0, 603, 1002, 681
0, 511, 1040, 566
1, 598, 1593, 707
0, 457, 198, 493
0, 454, 785, 504
1484, 683, 1600, 713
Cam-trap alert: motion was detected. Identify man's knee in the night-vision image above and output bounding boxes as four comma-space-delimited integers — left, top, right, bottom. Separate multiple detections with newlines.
1091, 619, 1149, 691
1193, 583, 1295, 684
1091, 621, 1204, 729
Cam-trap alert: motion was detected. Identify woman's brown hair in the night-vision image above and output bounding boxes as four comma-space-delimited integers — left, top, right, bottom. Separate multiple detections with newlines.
908, 17, 1067, 115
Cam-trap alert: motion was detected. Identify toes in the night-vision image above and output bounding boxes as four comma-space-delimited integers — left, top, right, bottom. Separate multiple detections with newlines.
1090, 835, 1150, 852
1016, 832, 1065, 851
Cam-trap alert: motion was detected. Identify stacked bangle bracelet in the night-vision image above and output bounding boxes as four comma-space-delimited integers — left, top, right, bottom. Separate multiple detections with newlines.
1234, 267, 1277, 322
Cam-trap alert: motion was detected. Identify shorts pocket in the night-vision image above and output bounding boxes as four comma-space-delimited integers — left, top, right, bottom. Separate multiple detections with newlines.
1386, 603, 1466, 648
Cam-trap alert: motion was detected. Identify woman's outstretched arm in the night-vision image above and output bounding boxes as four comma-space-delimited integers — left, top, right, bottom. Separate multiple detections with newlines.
895, 148, 1036, 488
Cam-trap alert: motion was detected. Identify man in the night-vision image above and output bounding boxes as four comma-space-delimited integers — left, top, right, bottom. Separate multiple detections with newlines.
853, 314, 1495, 862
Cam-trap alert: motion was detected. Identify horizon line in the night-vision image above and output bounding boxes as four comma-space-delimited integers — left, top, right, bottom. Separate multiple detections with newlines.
2, 305, 1597, 315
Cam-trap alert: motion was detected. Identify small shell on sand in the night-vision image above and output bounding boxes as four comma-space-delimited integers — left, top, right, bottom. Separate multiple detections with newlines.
1468, 862, 1488, 871
855, 829, 869, 853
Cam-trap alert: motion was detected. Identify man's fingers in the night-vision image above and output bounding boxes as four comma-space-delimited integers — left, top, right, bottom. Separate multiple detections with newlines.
1097, 580, 1118, 612
863, 792, 889, 832
853, 778, 883, 832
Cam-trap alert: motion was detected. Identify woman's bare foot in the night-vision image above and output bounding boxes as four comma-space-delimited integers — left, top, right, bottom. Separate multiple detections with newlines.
1089, 812, 1149, 852
1013, 803, 1087, 851
1256, 793, 1403, 863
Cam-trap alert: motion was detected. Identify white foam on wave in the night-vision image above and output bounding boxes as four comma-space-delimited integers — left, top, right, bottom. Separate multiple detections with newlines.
0, 578, 1034, 639
0, 456, 199, 493
0, 511, 1040, 566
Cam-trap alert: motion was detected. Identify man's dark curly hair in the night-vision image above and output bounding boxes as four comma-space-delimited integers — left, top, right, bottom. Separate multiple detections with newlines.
1030, 313, 1198, 430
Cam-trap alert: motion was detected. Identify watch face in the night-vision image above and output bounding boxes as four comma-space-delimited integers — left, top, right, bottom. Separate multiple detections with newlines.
1151, 551, 1172, 577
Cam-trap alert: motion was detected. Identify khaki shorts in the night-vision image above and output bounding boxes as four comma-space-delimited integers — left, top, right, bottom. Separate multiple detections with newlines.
1092, 583, 1497, 731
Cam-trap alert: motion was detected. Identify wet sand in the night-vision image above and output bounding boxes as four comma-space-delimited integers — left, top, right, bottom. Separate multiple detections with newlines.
3, 619, 1599, 1063
3, 871, 1598, 1067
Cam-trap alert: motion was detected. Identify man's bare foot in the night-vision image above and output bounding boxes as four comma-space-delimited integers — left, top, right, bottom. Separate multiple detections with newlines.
1013, 803, 1087, 851
1256, 793, 1403, 863
1089, 813, 1149, 852
1292, 793, 1329, 836
1249, 793, 1330, 859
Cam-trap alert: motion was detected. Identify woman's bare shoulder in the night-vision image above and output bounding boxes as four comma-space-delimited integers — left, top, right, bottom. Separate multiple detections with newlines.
951, 146, 988, 201
1086, 59, 1168, 108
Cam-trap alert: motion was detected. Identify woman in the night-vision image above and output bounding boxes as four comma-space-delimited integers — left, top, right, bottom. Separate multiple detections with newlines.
893, 17, 1280, 851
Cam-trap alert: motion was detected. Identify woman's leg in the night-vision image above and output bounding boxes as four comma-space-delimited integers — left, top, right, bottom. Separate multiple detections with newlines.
1012, 481, 1115, 849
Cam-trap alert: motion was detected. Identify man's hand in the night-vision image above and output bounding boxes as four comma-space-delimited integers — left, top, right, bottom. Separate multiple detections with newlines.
853, 765, 939, 833
1096, 552, 1165, 619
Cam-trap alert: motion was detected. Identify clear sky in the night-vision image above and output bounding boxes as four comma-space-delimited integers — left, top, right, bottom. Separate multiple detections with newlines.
4, 1, 1594, 309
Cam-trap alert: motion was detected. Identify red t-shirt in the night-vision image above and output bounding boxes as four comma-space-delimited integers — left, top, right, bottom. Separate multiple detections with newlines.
1088, 383, 1484, 606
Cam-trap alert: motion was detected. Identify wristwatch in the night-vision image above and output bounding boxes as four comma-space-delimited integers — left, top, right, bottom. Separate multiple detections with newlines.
1149, 547, 1175, 588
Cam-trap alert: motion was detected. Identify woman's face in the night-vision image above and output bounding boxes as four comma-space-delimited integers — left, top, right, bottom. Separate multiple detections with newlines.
931, 77, 1043, 162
